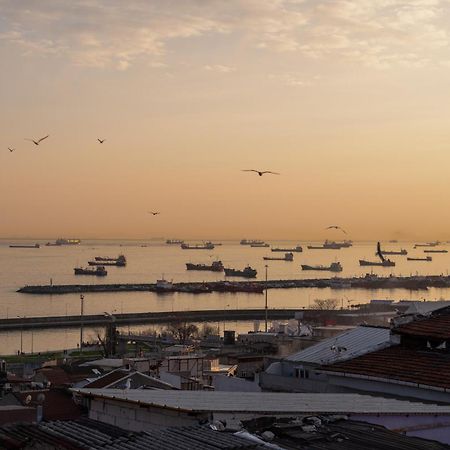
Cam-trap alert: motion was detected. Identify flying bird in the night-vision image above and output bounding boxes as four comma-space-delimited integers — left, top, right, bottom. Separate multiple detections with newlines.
97, 139, 106, 144
7, 147, 15, 152
326, 226, 347, 234
148, 211, 160, 216
242, 170, 280, 177
25, 135, 49, 146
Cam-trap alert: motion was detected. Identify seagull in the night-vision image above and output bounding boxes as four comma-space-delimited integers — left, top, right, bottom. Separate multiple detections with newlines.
25, 135, 49, 146
148, 211, 160, 216
97, 139, 106, 144
326, 226, 347, 234
242, 170, 280, 177
7, 147, 15, 152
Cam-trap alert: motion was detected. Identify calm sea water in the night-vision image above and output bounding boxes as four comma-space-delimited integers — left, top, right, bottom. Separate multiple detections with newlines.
0, 238, 449, 354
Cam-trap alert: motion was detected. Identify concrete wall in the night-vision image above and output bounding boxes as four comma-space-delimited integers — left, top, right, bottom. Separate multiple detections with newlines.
89, 398, 206, 431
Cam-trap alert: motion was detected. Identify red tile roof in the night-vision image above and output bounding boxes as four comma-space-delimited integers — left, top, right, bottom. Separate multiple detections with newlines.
35, 366, 92, 387
395, 313, 450, 340
321, 346, 450, 389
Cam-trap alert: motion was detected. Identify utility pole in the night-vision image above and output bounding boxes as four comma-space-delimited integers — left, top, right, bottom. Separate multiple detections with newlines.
80, 295, 84, 354
265, 265, 268, 332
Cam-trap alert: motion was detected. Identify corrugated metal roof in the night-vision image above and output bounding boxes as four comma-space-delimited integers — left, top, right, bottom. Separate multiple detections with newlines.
73, 389, 450, 415
285, 326, 391, 365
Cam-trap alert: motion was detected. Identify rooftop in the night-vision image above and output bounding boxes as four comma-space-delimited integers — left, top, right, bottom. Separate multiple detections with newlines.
0, 419, 262, 450
73, 389, 450, 415
321, 345, 450, 390
395, 312, 450, 340
285, 325, 391, 365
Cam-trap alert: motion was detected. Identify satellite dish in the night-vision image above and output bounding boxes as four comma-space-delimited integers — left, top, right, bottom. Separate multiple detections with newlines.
36, 393, 46, 404
24, 395, 32, 405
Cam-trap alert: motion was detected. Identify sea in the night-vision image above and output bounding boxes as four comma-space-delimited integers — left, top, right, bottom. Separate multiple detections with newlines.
1, 238, 449, 355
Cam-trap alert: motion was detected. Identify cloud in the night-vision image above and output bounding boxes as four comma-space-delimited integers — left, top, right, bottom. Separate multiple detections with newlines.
203, 64, 236, 73
0, 0, 450, 70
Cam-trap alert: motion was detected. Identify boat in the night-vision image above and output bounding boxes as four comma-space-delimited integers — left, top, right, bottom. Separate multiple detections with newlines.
181, 243, 215, 250
414, 241, 440, 248
224, 266, 257, 278
89, 255, 126, 267
380, 249, 407, 255
407, 256, 432, 261
424, 249, 448, 253
240, 239, 265, 245
359, 242, 395, 267
166, 239, 184, 245
186, 261, 224, 271
46, 238, 80, 246
263, 252, 294, 261
9, 244, 40, 248
307, 240, 351, 250
250, 243, 269, 248
359, 259, 395, 267
74, 266, 107, 276
301, 262, 343, 272
271, 245, 302, 253
155, 278, 173, 292
206, 241, 222, 246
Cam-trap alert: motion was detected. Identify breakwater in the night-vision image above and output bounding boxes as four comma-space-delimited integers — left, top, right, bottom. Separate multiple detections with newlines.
17, 274, 450, 295
0, 308, 301, 332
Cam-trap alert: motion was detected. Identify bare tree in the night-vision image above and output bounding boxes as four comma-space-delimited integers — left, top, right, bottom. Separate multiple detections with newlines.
165, 322, 199, 344
313, 298, 339, 310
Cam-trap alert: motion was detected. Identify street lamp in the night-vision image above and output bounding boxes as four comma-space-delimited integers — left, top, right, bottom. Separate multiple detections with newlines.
265, 265, 269, 332
17, 316, 24, 354
80, 295, 85, 354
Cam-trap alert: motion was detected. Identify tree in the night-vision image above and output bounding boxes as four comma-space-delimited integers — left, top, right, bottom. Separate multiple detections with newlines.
165, 322, 199, 344
313, 298, 339, 310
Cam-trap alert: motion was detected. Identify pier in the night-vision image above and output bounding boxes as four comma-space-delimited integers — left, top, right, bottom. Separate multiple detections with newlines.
16, 274, 450, 295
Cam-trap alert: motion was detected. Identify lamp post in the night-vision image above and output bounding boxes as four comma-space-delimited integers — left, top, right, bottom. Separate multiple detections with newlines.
265, 265, 268, 332
17, 316, 24, 354
80, 295, 85, 354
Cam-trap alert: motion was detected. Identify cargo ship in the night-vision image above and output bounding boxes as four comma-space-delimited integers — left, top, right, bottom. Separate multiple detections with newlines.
74, 266, 107, 276
224, 266, 257, 278
301, 262, 343, 272
166, 239, 184, 245
414, 241, 440, 248
307, 240, 351, 250
240, 239, 265, 246
424, 249, 448, 253
46, 238, 81, 246
181, 243, 215, 250
9, 244, 40, 248
271, 245, 302, 253
407, 256, 432, 261
380, 249, 407, 255
186, 261, 224, 271
264, 252, 294, 261
360, 242, 395, 267
250, 243, 270, 248
89, 255, 127, 267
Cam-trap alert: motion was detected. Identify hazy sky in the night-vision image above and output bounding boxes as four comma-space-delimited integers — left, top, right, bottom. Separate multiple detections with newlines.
2, 0, 450, 240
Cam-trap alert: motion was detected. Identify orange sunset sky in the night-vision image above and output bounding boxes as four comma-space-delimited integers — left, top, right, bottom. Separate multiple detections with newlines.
1, 0, 450, 240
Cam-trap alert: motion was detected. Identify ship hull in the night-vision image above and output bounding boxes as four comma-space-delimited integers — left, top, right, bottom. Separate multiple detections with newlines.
359, 260, 395, 267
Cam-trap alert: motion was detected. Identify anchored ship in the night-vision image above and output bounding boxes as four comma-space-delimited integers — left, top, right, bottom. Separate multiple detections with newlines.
407, 256, 432, 261
46, 238, 81, 246
307, 240, 352, 250
224, 266, 257, 278
271, 245, 302, 253
89, 255, 126, 267
359, 242, 395, 267
186, 261, 224, 271
301, 262, 343, 272
166, 239, 184, 245
380, 249, 407, 255
250, 243, 270, 248
263, 252, 294, 261
414, 241, 440, 248
74, 266, 107, 276
240, 239, 265, 245
181, 243, 215, 250
9, 243, 40, 248
424, 249, 448, 253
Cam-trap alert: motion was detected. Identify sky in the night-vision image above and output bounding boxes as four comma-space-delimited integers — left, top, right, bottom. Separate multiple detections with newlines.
1, 0, 450, 240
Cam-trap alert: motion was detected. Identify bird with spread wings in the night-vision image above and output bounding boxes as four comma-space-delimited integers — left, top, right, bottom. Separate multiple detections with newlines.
242, 169, 280, 177
25, 135, 49, 146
